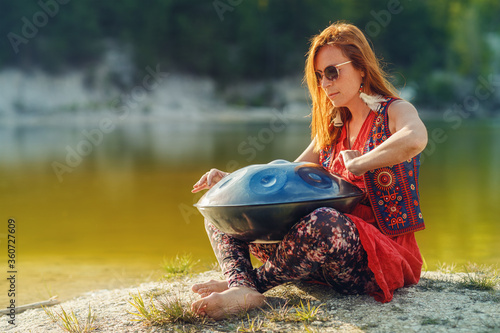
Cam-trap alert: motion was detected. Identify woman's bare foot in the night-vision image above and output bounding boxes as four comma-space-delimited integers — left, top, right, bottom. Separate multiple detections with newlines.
191, 279, 229, 297
191, 286, 265, 320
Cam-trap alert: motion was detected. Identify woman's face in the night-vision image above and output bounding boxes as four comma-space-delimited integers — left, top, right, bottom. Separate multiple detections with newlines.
314, 45, 364, 109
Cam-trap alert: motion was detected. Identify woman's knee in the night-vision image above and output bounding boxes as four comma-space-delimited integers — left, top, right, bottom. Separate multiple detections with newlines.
288, 207, 357, 243
304, 207, 346, 229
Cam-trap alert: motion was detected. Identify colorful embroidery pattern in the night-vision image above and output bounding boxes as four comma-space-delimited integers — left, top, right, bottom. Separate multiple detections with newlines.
363, 98, 425, 236
373, 168, 396, 191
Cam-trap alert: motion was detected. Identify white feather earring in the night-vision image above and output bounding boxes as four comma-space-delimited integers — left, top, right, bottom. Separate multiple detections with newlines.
359, 83, 385, 110
333, 110, 343, 127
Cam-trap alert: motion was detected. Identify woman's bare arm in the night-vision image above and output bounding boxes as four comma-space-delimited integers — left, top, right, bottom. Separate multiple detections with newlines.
295, 138, 320, 163
343, 100, 428, 176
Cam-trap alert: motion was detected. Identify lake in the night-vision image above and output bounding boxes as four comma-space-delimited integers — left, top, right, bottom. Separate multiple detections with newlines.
1, 111, 499, 306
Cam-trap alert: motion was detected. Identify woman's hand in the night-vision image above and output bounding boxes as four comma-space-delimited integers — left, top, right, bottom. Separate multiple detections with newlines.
192, 169, 229, 193
340, 150, 365, 176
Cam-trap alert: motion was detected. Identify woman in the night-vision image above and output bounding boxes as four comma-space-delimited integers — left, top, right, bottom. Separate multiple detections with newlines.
191, 22, 428, 320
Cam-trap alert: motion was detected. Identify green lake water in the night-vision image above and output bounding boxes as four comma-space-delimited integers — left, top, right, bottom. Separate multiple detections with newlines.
1, 114, 499, 306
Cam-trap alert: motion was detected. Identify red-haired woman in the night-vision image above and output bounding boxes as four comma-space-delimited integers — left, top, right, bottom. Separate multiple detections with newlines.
191, 21, 428, 320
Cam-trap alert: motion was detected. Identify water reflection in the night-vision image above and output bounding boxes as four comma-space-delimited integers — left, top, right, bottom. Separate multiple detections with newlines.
0, 115, 499, 305
417, 119, 500, 268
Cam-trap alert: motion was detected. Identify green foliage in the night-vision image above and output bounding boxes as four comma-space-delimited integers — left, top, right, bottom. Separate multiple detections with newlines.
1, 0, 499, 106
161, 254, 199, 279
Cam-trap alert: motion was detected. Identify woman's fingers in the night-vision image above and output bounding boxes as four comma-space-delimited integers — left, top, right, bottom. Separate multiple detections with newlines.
191, 169, 228, 193
206, 170, 215, 186
191, 184, 209, 193
340, 150, 364, 176
191, 172, 209, 193
340, 149, 361, 163
207, 169, 224, 186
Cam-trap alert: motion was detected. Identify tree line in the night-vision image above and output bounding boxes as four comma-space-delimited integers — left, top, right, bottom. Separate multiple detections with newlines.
1, 0, 499, 109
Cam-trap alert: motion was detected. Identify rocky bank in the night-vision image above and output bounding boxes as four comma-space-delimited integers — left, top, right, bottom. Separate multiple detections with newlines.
1, 270, 499, 333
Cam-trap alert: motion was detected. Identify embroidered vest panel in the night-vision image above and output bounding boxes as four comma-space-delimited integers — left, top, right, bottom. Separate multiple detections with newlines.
363, 98, 425, 236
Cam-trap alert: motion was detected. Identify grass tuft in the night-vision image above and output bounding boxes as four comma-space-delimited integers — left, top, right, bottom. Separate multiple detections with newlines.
161, 254, 199, 279
293, 300, 323, 323
262, 300, 293, 322
436, 262, 457, 274
459, 263, 499, 291
237, 314, 266, 332
128, 291, 203, 326
43, 304, 98, 333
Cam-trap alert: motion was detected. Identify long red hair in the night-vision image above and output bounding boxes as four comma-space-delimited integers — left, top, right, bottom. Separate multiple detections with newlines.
304, 22, 399, 151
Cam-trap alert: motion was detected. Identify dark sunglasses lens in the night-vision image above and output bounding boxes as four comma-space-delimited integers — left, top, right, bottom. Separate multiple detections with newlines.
324, 66, 339, 81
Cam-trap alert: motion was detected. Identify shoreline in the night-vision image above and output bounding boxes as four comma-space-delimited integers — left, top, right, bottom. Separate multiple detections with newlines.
1, 270, 498, 332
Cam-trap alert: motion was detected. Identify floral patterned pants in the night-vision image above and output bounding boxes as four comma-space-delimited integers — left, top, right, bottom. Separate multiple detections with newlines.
205, 207, 379, 295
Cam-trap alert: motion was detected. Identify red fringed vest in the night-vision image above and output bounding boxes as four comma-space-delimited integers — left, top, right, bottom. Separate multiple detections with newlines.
363, 97, 425, 236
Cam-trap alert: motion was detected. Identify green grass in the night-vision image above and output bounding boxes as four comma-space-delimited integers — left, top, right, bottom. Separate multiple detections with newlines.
128, 291, 203, 326
262, 300, 293, 322
459, 263, 500, 291
292, 300, 323, 323
237, 314, 267, 332
436, 262, 457, 274
261, 299, 324, 324
43, 304, 98, 333
238, 300, 324, 332
424, 263, 499, 291
161, 254, 199, 279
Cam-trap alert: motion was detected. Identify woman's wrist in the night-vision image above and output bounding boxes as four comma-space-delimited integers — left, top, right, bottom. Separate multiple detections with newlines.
346, 157, 367, 176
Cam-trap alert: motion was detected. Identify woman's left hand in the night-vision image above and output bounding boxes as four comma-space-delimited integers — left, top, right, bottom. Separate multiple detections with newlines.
340, 150, 364, 176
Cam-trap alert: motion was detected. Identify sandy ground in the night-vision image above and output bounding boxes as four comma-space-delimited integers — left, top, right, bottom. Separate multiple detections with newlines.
1, 270, 499, 333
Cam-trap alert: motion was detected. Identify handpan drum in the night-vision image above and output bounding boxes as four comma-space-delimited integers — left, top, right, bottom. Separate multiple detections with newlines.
194, 160, 365, 243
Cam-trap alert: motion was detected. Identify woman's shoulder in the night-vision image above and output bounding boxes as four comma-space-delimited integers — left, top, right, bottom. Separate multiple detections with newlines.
385, 98, 420, 123
384, 98, 426, 135
386, 98, 418, 113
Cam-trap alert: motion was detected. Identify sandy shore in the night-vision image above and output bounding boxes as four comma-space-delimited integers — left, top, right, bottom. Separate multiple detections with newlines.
1, 270, 498, 333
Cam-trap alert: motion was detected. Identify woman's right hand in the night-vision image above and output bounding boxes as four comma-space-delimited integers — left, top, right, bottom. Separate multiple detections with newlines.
191, 168, 229, 193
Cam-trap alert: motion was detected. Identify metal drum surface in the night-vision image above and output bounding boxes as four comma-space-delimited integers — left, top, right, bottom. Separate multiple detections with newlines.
195, 160, 365, 243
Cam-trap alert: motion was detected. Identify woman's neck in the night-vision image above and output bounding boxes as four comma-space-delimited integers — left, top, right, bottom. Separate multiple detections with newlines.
345, 98, 371, 149
347, 97, 371, 124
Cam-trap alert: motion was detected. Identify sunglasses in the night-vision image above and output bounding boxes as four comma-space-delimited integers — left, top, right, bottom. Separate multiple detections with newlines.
315, 60, 352, 83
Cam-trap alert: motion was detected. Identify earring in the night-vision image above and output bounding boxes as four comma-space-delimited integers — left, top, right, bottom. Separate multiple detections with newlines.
333, 110, 343, 127
359, 83, 385, 110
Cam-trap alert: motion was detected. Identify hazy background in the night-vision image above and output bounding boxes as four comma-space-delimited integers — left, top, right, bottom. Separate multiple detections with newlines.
1, 0, 499, 306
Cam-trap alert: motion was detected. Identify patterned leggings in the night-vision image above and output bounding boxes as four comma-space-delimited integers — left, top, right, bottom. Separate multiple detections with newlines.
205, 207, 379, 295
